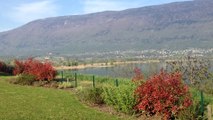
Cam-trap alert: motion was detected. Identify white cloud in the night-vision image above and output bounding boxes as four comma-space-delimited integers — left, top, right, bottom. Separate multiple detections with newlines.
10, 0, 58, 23
83, 0, 140, 14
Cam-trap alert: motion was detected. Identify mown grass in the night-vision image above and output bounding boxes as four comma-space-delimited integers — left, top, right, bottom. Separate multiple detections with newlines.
0, 76, 121, 120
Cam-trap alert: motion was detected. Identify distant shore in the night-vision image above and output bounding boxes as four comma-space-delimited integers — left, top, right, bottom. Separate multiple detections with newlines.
54, 60, 160, 70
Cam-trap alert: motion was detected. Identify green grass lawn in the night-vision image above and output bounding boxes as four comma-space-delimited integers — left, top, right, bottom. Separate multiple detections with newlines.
0, 76, 121, 120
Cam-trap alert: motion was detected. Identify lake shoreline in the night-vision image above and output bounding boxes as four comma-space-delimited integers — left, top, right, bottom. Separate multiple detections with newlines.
54, 60, 160, 70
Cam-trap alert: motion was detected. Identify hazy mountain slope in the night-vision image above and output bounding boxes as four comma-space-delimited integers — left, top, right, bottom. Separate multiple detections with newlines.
0, 0, 213, 56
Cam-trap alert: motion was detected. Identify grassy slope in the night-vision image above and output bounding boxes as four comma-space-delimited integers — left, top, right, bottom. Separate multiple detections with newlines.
0, 76, 120, 120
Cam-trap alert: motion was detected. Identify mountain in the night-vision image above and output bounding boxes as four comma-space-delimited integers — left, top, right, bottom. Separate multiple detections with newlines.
0, 0, 213, 56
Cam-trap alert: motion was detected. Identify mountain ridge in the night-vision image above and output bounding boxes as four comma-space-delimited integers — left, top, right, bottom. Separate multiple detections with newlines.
0, 0, 213, 56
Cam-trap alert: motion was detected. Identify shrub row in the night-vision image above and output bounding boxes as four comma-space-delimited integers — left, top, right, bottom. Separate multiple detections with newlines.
76, 84, 136, 114
13, 58, 56, 81
76, 87, 104, 105
76, 69, 195, 119
102, 84, 136, 114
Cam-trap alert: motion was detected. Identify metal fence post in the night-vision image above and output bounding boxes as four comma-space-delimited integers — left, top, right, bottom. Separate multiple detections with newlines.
93, 75, 95, 88
75, 73, 77, 87
200, 90, 204, 116
115, 79, 118, 87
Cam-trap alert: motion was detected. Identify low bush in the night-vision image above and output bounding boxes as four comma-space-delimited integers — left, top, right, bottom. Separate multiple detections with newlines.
177, 98, 206, 120
182, 88, 213, 120
76, 87, 104, 105
32, 80, 49, 87
134, 70, 192, 119
13, 74, 36, 85
32, 81, 59, 88
102, 84, 136, 114
13, 58, 56, 81
58, 82, 73, 89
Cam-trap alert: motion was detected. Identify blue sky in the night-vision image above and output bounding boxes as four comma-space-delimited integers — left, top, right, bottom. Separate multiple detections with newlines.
0, 0, 191, 32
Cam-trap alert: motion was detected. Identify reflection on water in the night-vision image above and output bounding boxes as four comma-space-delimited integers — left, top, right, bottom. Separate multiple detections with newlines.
69, 62, 167, 78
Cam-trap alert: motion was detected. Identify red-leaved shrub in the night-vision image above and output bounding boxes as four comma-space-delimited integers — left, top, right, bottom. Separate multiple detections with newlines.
132, 67, 144, 85
134, 70, 192, 119
13, 58, 56, 81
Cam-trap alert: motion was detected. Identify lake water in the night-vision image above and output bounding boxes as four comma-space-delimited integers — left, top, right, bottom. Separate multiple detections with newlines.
65, 61, 213, 79
68, 62, 166, 78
